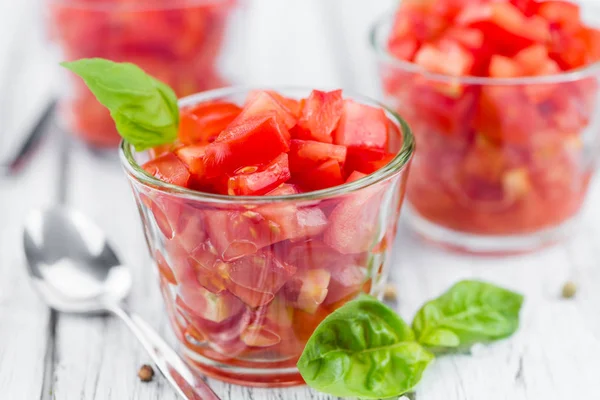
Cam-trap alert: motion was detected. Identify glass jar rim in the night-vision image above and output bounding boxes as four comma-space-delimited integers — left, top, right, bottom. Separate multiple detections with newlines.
47, 0, 233, 11
119, 85, 415, 205
369, 12, 600, 86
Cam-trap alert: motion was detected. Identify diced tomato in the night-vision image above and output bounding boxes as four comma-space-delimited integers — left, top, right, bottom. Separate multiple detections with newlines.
388, 37, 420, 61
217, 251, 297, 307
294, 159, 345, 192
414, 40, 475, 76
240, 324, 281, 347
288, 139, 347, 174
294, 90, 344, 143
283, 269, 331, 314
334, 100, 389, 149
324, 263, 367, 305
537, 1, 581, 31
237, 91, 297, 130
489, 55, 523, 77
258, 204, 328, 243
228, 153, 291, 196
175, 144, 208, 176
389, 5, 448, 43
142, 153, 191, 187
457, 2, 550, 55
166, 239, 226, 294
509, 0, 539, 17
265, 183, 299, 196
345, 146, 395, 175
324, 185, 384, 254
204, 115, 290, 177
204, 209, 281, 261
178, 101, 242, 145
514, 44, 549, 75
443, 27, 484, 51
176, 277, 244, 323
346, 171, 367, 183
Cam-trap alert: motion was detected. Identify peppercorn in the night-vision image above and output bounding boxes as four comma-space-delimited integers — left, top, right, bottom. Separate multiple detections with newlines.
138, 364, 154, 382
562, 281, 577, 299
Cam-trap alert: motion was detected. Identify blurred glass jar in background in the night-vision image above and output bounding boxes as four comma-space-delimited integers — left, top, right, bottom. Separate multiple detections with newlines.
370, 8, 600, 254
46, 0, 243, 147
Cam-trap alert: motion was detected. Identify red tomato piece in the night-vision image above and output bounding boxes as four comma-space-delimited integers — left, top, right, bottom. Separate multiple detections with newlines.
388, 37, 420, 61
204, 115, 291, 177
217, 251, 297, 307
155, 250, 177, 285
514, 44, 550, 75
324, 185, 384, 254
294, 159, 345, 192
204, 209, 281, 261
457, 2, 550, 55
265, 183, 300, 196
510, 0, 539, 17
295, 90, 344, 143
489, 55, 523, 77
175, 144, 208, 176
283, 269, 331, 314
261, 205, 328, 243
238, 91, 297, 130
142, 153, 191, 187
334, 100, 389, 149
346, 171, 367, 183
414, 41, 475, 76
166, 239, 226, 294
345, 146, 396, 175
537, 1, 581, 31
227, 153, 291, 196
178, 101, 242, 145
288, 139, 347, 174
323, 263, 368, 305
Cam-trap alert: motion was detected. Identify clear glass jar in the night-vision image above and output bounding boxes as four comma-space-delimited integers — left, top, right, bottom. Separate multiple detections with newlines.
370, 13, 600, 254
119, 87, 414, 387
46, 0, 243, 148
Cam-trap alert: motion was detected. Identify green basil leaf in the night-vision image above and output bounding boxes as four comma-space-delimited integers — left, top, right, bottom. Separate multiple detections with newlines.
412, 280, 524, 350
61, 58, 179, 151
298, 294, 433, 399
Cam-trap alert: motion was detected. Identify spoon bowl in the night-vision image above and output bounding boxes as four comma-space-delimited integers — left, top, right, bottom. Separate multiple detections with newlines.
23, 207, 131, 313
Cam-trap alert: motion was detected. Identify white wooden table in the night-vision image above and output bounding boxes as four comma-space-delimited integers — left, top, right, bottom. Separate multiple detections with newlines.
2, 1, 600, 399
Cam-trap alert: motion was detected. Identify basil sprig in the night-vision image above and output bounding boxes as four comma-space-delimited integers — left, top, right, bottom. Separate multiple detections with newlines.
61, 58, 179, 151
298, 280, 523, 398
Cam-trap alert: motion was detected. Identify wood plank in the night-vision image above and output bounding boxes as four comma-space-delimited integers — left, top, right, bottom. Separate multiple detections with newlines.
0, 126, 63, 399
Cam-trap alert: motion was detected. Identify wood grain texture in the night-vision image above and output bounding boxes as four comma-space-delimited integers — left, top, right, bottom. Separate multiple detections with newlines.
1, 0, 600, 399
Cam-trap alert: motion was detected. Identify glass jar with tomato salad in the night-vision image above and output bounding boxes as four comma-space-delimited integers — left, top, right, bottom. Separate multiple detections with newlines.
120, 87, 415, 386
370, 2, 600, 254
46, 0, 243, 148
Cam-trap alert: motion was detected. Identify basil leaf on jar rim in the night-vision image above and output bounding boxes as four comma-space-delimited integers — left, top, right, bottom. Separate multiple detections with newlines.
297, 294, 433, 399
412, 280, 524, 351
61, 58, 179, 151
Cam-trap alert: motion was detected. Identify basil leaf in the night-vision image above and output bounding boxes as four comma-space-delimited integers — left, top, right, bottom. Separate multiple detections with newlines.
412, 280, 524, 350
61, 58, 179, 151
297, 294, 433, 399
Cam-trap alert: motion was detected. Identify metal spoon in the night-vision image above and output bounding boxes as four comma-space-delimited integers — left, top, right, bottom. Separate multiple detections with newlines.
23, 206, 220, 400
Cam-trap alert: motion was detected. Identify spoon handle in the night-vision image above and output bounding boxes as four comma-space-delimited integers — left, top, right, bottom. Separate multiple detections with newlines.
108, 304, 221, 400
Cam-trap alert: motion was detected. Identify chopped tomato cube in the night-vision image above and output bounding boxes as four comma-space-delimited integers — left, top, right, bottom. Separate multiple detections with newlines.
288, 139, 347, 174
283, 269, 331, 314
175, 144, 208, 176
514, 44, 549, 75
294, 90, 344, 143
414, 41, 474, 76
388, 37, 420, 61
334, 100, 389, 149
345, 146, 395, 175
294, 159, 345, 192
217, 251, 297, 307
537, 1, 581, 31
489, 55, 523, 77
142, 153, 191, 187
178, 101, 242, 145
204, 115, 290, 177
346, 171, 367, 183
227, 153, 291, 196
237, 91, 297, 130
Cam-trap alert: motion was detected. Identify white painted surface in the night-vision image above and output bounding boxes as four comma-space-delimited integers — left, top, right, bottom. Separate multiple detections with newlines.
1, 0, 600, 399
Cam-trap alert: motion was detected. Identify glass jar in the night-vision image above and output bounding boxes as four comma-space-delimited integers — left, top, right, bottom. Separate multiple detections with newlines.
371, 13, 600, 254
120, 87, 414, 386
46, 0, 243, 148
